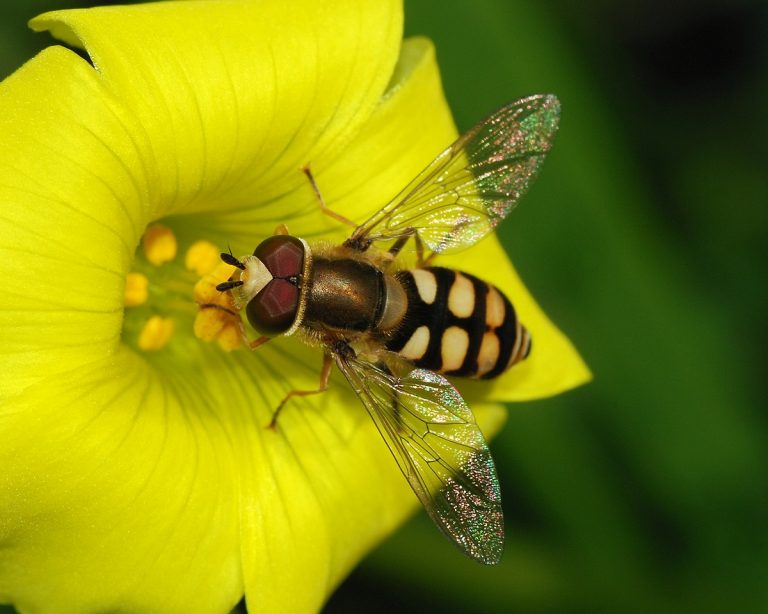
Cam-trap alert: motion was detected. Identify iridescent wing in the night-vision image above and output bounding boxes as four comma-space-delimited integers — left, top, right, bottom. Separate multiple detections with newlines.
334, 351, 504, 564
348, 94, 560, 254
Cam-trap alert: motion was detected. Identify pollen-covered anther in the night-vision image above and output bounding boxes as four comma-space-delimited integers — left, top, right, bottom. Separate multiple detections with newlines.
194, 308, 226, 341
185, 240, 221, 276
124, 272, 149, 307
193, 308, 242, 351
217, 322, 243, 351
194, 261, 238, 305
193, 260, 242, 351
142, 223, 178, 266
138, 315, 175, 351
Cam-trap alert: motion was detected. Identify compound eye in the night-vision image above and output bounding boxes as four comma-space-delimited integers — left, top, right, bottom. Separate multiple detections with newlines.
254, 235, 304, 278
245, 278, 299, 335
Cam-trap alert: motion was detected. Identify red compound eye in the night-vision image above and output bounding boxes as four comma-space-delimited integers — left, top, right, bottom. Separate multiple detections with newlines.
254, 235, 304, 278
246, 278, 299, 335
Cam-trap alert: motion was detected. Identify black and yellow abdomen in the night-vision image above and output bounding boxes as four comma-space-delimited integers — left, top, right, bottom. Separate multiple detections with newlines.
386, 267, 531, 379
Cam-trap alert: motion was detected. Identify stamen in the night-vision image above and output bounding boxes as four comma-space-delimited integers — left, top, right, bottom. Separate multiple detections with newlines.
193, 261, 237, 305
185, 240, 221, 276
124, 272, 149, 307
194, 307, 226, 341
217, 323, 243, 351
138, 315, 175, 351
143, 223, 178, 266
192, 260, 242, 351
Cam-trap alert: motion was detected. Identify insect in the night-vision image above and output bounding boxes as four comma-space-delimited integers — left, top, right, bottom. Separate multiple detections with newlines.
214, 94, 560, 564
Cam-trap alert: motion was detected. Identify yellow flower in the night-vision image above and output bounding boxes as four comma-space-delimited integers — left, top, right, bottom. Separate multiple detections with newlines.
0, 0, 589, 612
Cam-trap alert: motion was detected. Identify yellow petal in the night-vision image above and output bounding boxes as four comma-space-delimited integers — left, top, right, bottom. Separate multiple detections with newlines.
205, 37, 457, 249
320, 37, 460, 234
31, 0, 404, 221
0, 46, 148, 401
192, 338, 507, 613
1, 3, 589, 613
0, 349, 242, 613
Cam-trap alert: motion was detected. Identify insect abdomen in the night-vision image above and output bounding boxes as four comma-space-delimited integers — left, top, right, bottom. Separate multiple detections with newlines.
386, 267, 531, 378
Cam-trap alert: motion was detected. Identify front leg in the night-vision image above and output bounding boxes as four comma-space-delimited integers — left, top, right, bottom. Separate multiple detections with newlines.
302, 164, 358, 228
267, 352, 334, 429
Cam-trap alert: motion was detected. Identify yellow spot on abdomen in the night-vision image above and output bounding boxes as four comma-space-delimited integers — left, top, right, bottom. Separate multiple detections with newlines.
412, 269, 437, 304
441, 326, 469, 371
448, 273, 474, 318
477, 332, 500, 376
400, 325, 430, 360
486, 287, 506, 328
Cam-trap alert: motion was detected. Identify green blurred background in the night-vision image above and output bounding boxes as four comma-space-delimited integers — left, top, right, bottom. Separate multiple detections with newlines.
2, 1, 767, 612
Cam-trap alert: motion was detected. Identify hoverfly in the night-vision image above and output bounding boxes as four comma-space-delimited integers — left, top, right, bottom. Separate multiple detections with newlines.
214, 94, 560, 565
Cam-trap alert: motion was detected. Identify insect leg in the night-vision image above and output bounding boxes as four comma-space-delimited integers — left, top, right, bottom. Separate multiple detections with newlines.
375, 360, 406, 436
301, 164, 357, 228
387, 231, 412, 258
387, 228, 436, 267
249, 336, 271, 350
268, 352, 333, 429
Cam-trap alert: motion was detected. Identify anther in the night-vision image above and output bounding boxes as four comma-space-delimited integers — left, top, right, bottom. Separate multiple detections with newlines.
185, 240, 221, 276
143, 223, 178, 266
124, 272, 149, 307
138, 315, 175, 351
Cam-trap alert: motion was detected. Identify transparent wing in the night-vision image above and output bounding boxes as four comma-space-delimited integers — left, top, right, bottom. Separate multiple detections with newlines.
349, 94, 560, 254
335, 352, 504, 564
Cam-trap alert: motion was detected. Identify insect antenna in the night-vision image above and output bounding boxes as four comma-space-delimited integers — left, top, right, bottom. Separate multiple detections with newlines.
220, 251, 246, 270
216, 280, 244, 292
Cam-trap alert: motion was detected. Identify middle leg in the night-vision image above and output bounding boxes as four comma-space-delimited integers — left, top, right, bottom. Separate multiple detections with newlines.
268, 352, 333, 429
387, 228, 436, 267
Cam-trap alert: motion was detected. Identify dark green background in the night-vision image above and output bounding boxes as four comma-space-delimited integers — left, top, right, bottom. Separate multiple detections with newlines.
2, 1, 766, 612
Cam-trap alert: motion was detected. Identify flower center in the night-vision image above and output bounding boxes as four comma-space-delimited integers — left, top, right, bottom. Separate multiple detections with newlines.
122, 223, 242, 354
